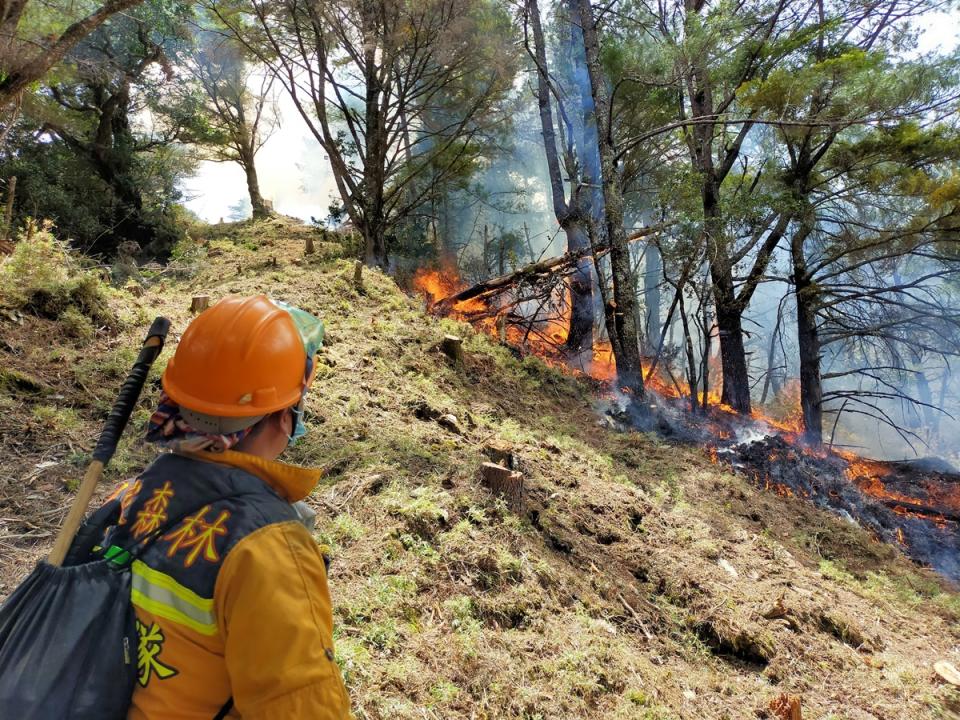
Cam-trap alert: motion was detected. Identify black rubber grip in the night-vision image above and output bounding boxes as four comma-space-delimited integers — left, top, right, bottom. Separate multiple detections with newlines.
91, 317, 171, 464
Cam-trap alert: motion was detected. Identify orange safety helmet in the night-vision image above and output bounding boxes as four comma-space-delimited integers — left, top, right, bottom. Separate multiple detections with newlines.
162, 296, 308, 426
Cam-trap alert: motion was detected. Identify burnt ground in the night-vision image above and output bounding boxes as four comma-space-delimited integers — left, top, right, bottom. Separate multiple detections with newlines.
2, 218, 960, 719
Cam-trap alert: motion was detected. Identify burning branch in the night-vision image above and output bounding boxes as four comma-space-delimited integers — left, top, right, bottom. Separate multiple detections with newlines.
431, 223, 669, 315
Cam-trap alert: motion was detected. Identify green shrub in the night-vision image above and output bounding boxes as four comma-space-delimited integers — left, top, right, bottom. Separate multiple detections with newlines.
0, 232, 117, 330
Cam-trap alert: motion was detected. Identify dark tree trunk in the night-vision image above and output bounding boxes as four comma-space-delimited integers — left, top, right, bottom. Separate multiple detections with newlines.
565, 221, 594, 356
577, 0, 644, 398
364, 223, 388, 269
702, 172, 752, 412
246, 166, 267, 220
714, 289, 752, 412
362, 4, 389, 270
791, 225, 822, 446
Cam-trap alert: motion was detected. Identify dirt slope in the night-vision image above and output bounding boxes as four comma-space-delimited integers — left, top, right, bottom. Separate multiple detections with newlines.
1, 219, 959, 719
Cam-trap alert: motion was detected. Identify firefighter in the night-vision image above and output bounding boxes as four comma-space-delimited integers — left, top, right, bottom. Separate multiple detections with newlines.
100, 295, 352, 719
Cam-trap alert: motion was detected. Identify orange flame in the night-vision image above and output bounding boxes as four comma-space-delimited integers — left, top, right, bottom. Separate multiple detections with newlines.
414, 266, 958, 541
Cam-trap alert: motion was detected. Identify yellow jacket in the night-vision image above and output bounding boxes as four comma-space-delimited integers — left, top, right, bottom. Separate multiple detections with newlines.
104, 450, 353, 720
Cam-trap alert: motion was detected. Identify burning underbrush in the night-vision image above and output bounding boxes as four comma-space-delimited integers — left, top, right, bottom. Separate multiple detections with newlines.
414, 266, 960, 584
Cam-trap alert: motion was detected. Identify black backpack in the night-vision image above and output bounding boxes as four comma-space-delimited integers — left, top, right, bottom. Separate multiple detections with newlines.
0, 494, 239, 719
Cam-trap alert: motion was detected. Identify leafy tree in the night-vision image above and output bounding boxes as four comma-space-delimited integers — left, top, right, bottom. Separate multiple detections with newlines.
212, 0, 519, 268
0, 0, 146, 109
2, 0, 196, 256
182, 28, 278, 219
739, 3, 960, 444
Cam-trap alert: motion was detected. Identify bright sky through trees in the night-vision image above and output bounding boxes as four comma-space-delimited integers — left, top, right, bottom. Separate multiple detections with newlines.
181, 9, 959, 223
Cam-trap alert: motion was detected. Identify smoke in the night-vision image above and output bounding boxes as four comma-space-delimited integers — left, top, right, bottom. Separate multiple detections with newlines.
182, 83, 337, 223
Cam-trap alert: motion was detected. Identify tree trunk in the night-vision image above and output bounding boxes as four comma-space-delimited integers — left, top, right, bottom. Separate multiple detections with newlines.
527, 0, 594, 358
643, 243, 662, 355
565, 221, 594, 357
714, 291, 752, 412
576, 0, 644, 398
702, 176, 752, 412
362, 3, 389, 270
364, 223, 388, 269
241, 146, 269, 219
791, 225, 822, 446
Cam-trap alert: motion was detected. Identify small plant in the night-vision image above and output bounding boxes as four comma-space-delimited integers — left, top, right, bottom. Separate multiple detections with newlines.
60, 306, 95, 343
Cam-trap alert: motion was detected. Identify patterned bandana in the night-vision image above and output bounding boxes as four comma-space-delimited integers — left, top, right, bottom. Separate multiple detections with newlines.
146, 299, 324, 453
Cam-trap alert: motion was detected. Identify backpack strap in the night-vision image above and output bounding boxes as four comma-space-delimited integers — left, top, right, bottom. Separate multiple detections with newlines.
213, 697, 234, 720
63, 498, 122, 566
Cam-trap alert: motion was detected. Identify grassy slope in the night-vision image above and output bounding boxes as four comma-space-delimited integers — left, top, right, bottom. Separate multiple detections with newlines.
1, 218, 959, 720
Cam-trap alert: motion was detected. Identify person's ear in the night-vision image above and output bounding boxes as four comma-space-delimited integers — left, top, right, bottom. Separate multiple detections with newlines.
279, 407, 294, 435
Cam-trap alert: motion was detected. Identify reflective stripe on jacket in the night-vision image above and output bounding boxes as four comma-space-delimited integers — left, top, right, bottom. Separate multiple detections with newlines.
102, 451, 353, 720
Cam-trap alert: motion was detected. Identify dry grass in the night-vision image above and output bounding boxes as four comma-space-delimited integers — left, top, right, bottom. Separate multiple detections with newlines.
1, 217, 959, 719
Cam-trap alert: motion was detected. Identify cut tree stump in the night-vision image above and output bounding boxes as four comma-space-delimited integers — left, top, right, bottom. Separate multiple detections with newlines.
190, 295, 211, 313
769, 694, 802, 720
440, 335, 464, 367
483, 442, 515, 469
353, 260, 364, 291
480, 462, 523, 512
934, 661, 960, 687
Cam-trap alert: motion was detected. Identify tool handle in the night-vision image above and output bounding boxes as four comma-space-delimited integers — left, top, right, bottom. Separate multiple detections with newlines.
92, 316, 170, 464
48, 316, 170, 566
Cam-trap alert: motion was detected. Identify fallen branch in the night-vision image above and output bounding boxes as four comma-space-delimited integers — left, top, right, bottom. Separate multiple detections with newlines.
879, 498, 960, 524
434, 223, 669, 314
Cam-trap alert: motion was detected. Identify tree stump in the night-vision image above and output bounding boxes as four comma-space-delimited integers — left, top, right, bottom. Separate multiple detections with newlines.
353, 259, 364, 291
769, 694, 802, 720
496, 314, 507, 344
191, 295, 211, 313
480, 462, 524, 512
440, 335, 464, 367
305, 234, 315, 255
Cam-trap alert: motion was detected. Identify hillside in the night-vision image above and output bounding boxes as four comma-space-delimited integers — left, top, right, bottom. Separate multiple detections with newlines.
1, 219, 959, 720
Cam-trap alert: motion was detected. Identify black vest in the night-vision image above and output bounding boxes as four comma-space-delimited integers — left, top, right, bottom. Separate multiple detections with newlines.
103, 453, 297, 601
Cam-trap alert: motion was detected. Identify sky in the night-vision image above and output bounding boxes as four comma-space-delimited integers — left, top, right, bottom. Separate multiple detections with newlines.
181, 10, 960, 224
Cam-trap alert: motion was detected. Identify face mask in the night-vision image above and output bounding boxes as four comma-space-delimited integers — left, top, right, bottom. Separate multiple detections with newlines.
288, 402, 307, 446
